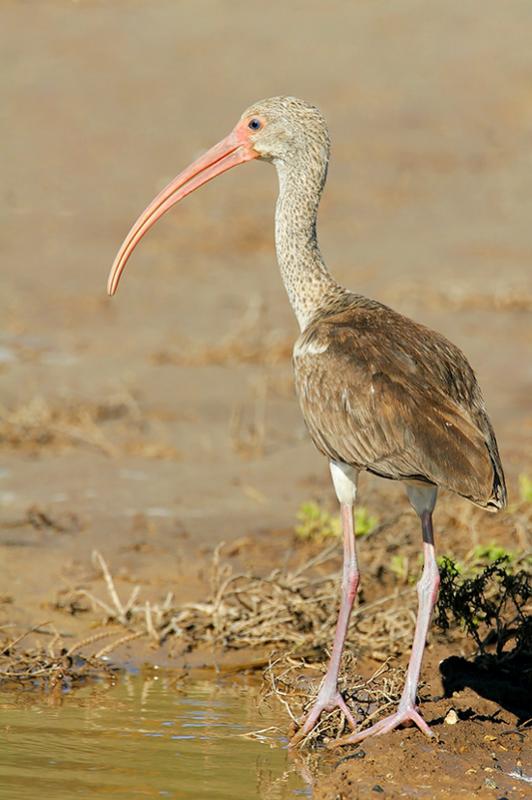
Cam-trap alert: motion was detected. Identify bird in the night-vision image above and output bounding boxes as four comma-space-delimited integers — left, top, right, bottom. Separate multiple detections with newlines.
107, 96, 507, 746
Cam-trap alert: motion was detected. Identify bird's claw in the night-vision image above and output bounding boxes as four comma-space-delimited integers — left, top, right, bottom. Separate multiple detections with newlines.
289, 691, 357, 747
329, 704, 434, 748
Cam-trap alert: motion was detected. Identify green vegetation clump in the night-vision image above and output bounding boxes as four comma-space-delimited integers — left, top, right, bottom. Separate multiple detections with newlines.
354, 506, 379, 537
295, 500, 378, 542
295, 501, 340, 540
390, 544, 522, 587
469, 543, 514, 565
435, 542, 519, 578
518, 473, 532, 502
389, 554, 410, 583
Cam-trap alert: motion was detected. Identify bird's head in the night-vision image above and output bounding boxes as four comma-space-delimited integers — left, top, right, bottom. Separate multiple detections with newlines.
107, 96, 329, 296
237, 96, 330, 164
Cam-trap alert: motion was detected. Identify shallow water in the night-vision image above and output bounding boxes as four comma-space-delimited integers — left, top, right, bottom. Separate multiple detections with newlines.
0, 673, 308, 799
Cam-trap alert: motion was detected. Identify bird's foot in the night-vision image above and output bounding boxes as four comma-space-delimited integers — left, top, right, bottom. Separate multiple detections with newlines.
289, 689, 357, 747
330, 704, 434, 747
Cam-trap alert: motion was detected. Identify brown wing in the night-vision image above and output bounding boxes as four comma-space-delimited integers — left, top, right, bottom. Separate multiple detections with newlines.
293, 301, 506, 510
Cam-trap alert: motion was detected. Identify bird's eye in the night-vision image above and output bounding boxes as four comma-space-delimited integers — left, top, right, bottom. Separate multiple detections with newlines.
248, 118, 262, 131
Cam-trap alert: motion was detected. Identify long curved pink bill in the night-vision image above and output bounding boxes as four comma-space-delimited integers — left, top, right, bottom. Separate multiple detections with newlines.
107, 130, 257, 296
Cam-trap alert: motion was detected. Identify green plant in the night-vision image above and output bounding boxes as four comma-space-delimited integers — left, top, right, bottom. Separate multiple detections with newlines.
468, 543, 514, 566
389, 554, 409, 583
437, 555, 463, 574
354, 507, 378, 538
295, 501, 341, 541
518, 473, 532, 502
437, 544, 515, 580
295, 501, 378, 542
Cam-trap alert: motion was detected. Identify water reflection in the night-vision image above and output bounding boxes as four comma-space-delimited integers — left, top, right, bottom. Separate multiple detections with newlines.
0, 673, 308, 799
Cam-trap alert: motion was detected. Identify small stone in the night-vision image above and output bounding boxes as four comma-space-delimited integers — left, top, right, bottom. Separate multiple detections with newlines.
484, 734, 497, 742
484, 778, 497, 789
444, 709, 459, 725
372, 786, 384, 794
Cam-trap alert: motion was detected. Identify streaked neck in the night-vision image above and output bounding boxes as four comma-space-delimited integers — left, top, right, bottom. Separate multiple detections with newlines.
274, 156, 342, 330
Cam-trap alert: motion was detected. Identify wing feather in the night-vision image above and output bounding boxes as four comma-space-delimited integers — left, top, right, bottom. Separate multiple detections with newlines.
293, 301, 506, 509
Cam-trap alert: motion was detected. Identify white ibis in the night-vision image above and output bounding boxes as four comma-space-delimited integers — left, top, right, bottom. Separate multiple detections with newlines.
107, 97, 507, 746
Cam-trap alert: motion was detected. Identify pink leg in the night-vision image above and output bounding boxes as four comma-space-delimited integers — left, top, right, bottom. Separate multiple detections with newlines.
290, 502, 359, 746
333, 509, 440, 746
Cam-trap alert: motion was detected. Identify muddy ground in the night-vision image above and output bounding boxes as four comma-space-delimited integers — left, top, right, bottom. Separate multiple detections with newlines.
1, 1, 531, 797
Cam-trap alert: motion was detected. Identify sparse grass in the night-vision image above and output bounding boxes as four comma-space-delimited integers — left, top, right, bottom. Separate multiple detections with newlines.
0, 396, 121, 455
51, 543, 417, 673
436, 541, 526, 578
389, 554, 411, 584
354, 506, 379, 537
152, 298, 293, 368
468, 543, 514, 566
295, 501, 378, 541
0, 395, 180, 459
386, 544, 514, 587
295, 501, 341, 540
391, 282, 532, 313
152, 335, 292, 368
